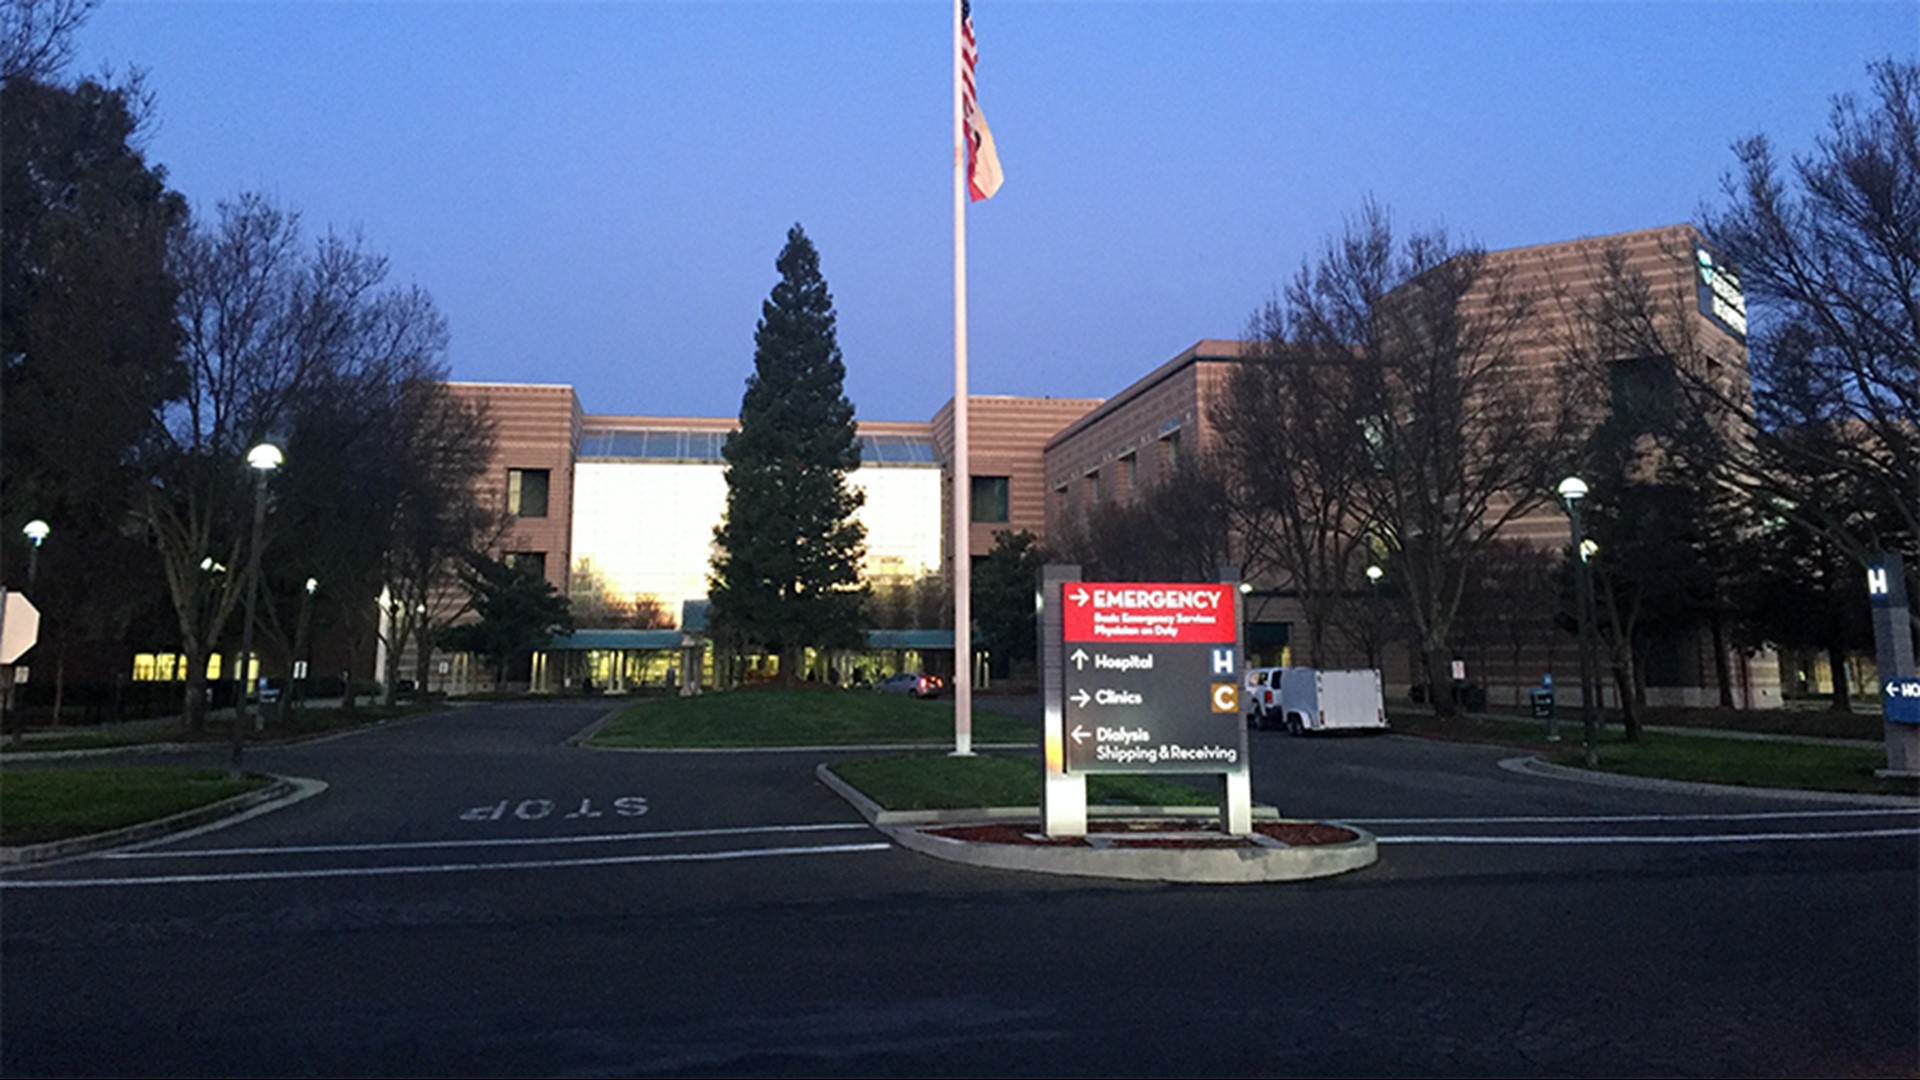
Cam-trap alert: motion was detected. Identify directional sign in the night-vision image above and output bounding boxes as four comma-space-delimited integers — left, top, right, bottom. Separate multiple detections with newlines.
1884, 677, 1920, 726
1061, 582, 1245, 774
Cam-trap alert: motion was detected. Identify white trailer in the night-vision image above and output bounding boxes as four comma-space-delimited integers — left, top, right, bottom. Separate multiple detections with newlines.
1250, 667, 1387, 735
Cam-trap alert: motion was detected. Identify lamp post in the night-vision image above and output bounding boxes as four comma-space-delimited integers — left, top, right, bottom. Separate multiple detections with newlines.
1364, 564, 1384, 672
1238, 581, 1253, 668
231, 442, 282, 775
22, 520, 49, 591
1558, 476, 1600, 769
281, 576, 317, 723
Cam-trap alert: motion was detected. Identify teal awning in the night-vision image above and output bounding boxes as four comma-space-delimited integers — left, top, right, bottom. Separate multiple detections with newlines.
545, 629, 687, 651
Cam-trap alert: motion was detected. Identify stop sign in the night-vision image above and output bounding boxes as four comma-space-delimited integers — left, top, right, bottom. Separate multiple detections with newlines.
1, 590, 41, 664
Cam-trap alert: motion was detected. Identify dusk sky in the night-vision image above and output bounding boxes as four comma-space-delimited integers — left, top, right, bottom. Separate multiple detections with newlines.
72, 1, 1917, 423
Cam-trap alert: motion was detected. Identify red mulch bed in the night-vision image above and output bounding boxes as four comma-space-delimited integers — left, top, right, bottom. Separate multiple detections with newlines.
924, 820, 1358, 848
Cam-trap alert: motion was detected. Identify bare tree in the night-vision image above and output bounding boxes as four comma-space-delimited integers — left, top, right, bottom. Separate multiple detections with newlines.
148, 194, 456, 729
0, 0, 97, 83
1289, 202, 1583, 716
1051, 455, 1232, 584
1451, 538, 1559, 707
379, 381, 499, 702
1212, 299, 1378, 667
1694, 58, 1918, 581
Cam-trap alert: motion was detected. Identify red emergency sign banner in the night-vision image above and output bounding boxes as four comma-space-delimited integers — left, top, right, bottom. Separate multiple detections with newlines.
1061, 582, 1238, 644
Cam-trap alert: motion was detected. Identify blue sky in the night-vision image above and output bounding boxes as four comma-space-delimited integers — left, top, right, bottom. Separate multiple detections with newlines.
72, 1, 1917, 422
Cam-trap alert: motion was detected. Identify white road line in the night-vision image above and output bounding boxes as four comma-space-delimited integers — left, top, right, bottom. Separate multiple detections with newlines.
3, 841, 895, 889
1378, 828, 1920, 845
1349, 808, 1919, 826
103, 822, 872, 860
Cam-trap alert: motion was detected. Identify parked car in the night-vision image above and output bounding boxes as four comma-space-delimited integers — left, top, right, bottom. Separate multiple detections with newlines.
877, 672, 941, 698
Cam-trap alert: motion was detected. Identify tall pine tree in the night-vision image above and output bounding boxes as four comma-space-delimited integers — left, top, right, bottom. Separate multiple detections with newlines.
709, 225, 868, 684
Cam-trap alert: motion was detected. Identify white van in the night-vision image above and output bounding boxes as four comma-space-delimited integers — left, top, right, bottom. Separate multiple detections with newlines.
1244, 666, 1388, 735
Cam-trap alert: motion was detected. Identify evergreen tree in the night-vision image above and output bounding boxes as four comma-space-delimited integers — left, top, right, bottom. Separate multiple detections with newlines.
709, 225, 868, 683
442, 554, 573, 687
972, 530, 1046, 679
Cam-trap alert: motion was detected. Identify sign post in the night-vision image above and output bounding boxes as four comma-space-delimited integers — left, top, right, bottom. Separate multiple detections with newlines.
1040, 565, 1086, 836
1042, 567, 1251, 838
1867, 553, 1918, 777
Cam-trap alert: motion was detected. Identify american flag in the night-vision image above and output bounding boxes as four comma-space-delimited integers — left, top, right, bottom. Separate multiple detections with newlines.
961, 0, 1003, 201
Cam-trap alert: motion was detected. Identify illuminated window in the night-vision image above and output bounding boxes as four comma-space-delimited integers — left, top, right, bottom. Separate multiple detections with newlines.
508, 468, 550, 518
970, 476, 1009, 523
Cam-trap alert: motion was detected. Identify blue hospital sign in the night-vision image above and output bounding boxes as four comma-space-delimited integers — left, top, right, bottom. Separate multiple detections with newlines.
1884, 679, 1920, 726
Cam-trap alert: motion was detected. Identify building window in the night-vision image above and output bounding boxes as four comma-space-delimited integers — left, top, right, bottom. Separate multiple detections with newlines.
1609, 354, 1678, 432
1120, 453, 1137, 497
1162, 430, 1181, 474
971, 476, 1010, 523
1087, 470, 1101, 507
508, 468, 550, 518
506, 551, 547, 579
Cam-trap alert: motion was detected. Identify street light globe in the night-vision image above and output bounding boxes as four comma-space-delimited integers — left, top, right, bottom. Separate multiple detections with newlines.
22, 519, 50, 546
1365, 564, 1384, 584
1580, 538, 1600, 563
305, 577, 319, 595
1557, 476, 1588, 503
1238, 581, 1253, 594
247, 442, 284, 471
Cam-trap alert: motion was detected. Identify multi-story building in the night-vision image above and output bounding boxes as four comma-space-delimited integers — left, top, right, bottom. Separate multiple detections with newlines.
424, 222, 1775, 706
1036, 224, 1777, 708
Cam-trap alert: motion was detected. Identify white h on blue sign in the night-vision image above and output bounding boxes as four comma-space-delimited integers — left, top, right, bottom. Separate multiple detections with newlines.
1212, 648, 1237, 675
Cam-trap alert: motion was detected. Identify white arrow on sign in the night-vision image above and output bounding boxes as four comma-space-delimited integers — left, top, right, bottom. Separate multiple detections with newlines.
1070, 724, 1090, 745
1071, 688, 1091, 708
1070, 648, 1089, 670
1070, 587, 1090, 607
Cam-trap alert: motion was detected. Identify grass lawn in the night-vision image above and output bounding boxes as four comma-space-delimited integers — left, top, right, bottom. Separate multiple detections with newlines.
592, 687, 1037, 748
831, 753, 1217, 812
1391, 710, 1918, 797
0, 766, 271, 846
1551, 735, 1918, 796
2, 702, 432, 755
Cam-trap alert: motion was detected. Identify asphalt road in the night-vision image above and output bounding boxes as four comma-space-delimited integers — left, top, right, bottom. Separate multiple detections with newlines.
2, 699, 1915, 1077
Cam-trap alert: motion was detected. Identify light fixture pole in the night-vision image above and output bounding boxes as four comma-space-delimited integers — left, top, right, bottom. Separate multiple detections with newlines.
22, 520, 49, 591
1237, 581, 1253, 668
1364, 564, 1384, 671
1558, 476, 1600, 769
283, 576, 317, 723
231, 442, 282, 775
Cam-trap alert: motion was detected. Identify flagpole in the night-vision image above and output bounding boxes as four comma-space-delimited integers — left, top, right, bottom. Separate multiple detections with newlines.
951, 0, 974, 756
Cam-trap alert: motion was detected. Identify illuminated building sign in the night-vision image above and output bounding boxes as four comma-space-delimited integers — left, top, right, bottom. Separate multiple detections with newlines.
1694, 244, 1747, 342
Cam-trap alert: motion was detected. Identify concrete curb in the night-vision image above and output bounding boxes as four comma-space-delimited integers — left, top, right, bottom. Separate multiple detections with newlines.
1500, 755, 1920, 806
0, 774, 328, 867
587, 740, 1036, 755
814, 764, 1378, 884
